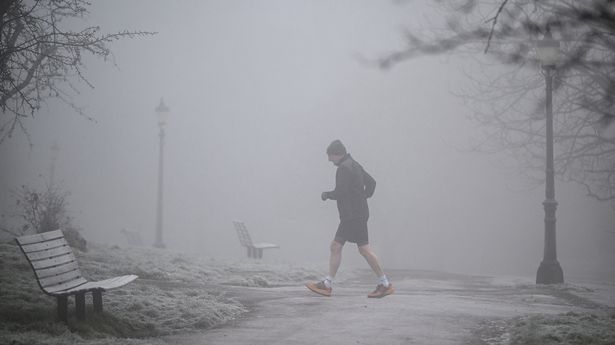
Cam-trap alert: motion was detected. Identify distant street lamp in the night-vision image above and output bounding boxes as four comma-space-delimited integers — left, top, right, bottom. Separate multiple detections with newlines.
49, 141, 60, 186
154, 98, 169, 249
535, 29, 564, 284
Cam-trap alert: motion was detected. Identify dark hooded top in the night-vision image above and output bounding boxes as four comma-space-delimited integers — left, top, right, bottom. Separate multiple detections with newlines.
326, 154, 376, 221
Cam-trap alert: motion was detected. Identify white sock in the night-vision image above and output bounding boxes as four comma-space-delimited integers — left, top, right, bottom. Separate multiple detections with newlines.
378, 275, 389, 287
324, 276, 333, 288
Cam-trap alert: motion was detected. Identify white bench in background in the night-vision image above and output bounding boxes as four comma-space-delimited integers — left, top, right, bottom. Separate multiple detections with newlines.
232, 220, 279, 259
120, 228, 143, 246
16, 229, 138, 322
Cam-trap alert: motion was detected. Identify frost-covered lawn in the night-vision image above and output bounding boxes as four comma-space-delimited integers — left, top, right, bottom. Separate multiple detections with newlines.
477, 308, 615, 345
468, 277, 615, 344
2, 239, 614, 345
0, 241, 320, 345
507, 311, 615, 345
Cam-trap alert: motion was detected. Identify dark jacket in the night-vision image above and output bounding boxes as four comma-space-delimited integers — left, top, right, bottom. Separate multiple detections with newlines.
327, 154, 376, 221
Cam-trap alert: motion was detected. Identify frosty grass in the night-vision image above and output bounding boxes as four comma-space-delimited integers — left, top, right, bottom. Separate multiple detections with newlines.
0, 241, 320, 345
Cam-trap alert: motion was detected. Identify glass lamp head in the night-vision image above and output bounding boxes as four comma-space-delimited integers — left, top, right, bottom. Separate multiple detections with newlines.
156, 98, 170, 126
536, 30, 560, 67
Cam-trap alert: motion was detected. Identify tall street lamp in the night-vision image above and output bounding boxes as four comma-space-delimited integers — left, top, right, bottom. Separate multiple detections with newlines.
154, 98, 169, 249
535, 29, 564, 284
49, 141, 60, 186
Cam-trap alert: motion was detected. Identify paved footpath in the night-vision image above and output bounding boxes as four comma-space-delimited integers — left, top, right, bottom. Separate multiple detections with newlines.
161, 269, 614, 345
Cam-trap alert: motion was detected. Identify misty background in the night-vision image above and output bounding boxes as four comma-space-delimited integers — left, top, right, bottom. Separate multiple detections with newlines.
1, 1, 614, 281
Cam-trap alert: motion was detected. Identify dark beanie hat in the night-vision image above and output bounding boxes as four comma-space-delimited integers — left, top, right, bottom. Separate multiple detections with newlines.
326, 140, 347, 155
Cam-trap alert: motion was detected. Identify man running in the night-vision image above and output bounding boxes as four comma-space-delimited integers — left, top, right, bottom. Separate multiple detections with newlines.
306, 140, 393, 298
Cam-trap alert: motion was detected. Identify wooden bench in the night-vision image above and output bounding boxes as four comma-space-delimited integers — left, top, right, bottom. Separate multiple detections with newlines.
16, 229, 138, 322
232, 220, 279, 259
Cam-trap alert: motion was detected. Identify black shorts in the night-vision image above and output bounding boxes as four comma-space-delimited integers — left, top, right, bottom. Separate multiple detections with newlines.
334, 218, 369, 246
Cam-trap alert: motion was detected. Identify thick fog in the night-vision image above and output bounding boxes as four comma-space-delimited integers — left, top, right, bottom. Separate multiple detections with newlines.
1, 1, 614, 281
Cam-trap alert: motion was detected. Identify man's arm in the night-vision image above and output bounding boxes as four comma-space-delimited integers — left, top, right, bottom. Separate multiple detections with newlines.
324, 165, 352, 200
363, 169, 376, 198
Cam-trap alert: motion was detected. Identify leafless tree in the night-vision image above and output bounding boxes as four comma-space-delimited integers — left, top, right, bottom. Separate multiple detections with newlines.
15, 183, 71, 234
11, 183, 88, 250
0, 0, 154, 143
379, 0, 615, 206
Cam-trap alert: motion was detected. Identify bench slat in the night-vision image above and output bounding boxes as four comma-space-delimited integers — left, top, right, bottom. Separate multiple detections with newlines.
233, 220, 254, 247
30, 252, 76, 270
24, 245, 72, 261
252, 242, 280, 249
44, 277, 88, 294
20, 237, 68, 253
35, 261, 80, 279
104, 275, 137, 289
64, 275, 138, 293
39, 269, 82, 288
16, 230, 64, 245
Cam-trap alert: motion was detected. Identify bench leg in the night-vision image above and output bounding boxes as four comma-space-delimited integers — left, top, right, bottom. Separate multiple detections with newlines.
257, 248, 263, 259
75, 292, 86, 320
57, 296, 68, 322
93, 290, 103, 312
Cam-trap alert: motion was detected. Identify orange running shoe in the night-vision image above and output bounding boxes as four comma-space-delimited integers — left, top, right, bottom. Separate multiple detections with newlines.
367, 283, 394, 298
305, 280, 332, 297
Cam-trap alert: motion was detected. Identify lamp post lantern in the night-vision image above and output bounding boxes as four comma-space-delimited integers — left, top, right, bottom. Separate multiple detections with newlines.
535, 29, 564, 284
154, 98, 169, 249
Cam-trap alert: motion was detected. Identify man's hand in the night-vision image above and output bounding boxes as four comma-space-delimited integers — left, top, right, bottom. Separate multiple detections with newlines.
321, 192, 329, 201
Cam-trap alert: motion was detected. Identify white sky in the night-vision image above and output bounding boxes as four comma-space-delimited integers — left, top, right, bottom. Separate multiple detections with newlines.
1, 0, 614, 281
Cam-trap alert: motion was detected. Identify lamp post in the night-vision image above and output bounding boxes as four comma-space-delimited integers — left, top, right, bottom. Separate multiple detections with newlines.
154, 98, 169, 249
49, 141, 59, 186
535, 29, 564, 284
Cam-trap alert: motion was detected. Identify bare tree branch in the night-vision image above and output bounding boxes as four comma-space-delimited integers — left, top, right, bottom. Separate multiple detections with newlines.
484, 0, 510, 53
0, 0, 155, 143
380, 0, 615, 207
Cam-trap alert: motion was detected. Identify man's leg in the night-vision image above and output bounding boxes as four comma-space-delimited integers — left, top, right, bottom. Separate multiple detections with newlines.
306, 240, 344, 296
359, 244, 394, 298
358, 244, 384, 277
329, 240, 344, 278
